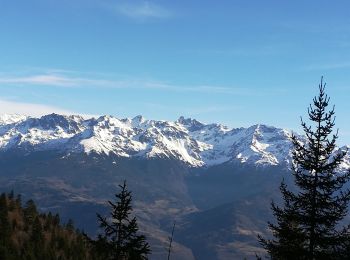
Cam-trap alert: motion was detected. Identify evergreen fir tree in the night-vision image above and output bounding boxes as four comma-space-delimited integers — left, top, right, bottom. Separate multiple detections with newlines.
259, 78, 350, 259
31, 216, 44, 244
0, 193, 12, 259
92, 180, 151, 260
24, 199, 38, 226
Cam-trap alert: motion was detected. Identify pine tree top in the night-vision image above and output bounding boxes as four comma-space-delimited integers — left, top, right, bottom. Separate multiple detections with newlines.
259, 78, 350, 259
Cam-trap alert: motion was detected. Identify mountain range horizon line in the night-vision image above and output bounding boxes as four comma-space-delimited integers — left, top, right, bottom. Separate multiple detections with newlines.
0, 112, 348, 169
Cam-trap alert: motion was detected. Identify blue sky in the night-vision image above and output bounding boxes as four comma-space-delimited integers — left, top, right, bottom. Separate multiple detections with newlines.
0, 0, 350, 143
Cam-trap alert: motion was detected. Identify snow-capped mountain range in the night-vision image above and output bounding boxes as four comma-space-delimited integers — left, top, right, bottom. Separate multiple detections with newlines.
0, 113, 348, 168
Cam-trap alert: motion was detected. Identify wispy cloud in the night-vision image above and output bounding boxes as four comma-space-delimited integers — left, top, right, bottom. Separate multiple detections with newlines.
303, 61, 350, 71
0, 75, 83, 87
187, 45, 282, 57
0, 99, 76, 117
0, 73, 172, 89
0, 72, 240, 94
114, 1, 171, 19
0, 74, 122, 88
0, 70, 284, 96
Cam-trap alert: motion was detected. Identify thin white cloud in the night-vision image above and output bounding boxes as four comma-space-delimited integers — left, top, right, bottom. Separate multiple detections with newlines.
0, 73, 249, 94
115, 1, 171, 19
0, 73, 174, 89
187, 46, 282, 57
303, 62, 350, 71
0, 71, 284, 96
0, 99, 75, 117
0, 74, 115, 88
0, 75, 81, 87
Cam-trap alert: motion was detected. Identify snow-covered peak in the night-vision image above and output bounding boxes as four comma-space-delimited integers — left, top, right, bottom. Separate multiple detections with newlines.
234, 124, 293, 165
0, 114, 28, 125
338, 146, 350, 172
132, 115, 146, 125
177, 116, 205, 131
0, 113, 348, 169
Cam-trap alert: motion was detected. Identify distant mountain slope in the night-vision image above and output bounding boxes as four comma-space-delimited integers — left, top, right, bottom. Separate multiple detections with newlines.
0, 113, 347, 168
0, 113, 349, 259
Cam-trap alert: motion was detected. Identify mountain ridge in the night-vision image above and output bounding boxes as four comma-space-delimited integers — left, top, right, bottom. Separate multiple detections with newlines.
0, 113, 348, 169
0, 113, 349, 259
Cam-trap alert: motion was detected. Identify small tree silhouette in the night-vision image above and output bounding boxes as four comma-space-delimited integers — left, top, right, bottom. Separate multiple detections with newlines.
93, 180, 151, 260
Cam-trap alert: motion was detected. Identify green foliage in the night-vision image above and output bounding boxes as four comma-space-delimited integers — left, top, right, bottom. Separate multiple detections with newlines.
0, 191, 94, 259
89, 180, 151, 260
259, 78, 350, 259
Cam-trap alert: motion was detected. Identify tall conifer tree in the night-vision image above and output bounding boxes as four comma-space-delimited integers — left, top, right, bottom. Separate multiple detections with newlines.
259, 78, 350, 259
92, 180, 151, 260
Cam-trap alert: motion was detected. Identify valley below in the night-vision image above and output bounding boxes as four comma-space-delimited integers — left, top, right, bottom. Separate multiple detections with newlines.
0, 114, 349, 259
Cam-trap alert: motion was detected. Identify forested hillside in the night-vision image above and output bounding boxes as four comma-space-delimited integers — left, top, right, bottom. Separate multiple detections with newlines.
0, 192, 93, 260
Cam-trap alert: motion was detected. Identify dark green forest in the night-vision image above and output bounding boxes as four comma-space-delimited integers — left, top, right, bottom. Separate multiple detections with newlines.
0, 185, 150, 260
0, 191, 93, 260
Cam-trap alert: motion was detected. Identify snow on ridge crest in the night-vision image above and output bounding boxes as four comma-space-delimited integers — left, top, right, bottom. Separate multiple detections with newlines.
0, 113, 347, 168
0, 114, 28, 125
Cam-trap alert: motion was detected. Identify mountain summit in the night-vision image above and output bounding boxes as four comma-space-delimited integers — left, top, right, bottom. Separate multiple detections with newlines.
0, 113, 349, 259
0, 113, 348, 168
